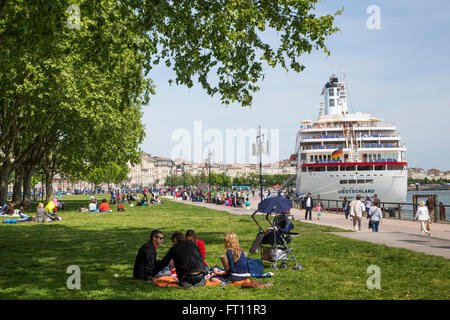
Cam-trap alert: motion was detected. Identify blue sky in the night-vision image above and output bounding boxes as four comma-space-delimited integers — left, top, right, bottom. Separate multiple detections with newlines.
141, 0, 450, 171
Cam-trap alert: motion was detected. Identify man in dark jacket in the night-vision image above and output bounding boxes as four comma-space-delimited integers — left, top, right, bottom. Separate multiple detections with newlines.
304, 193, 314, 220
133, 229, 164, 281
152, 231, 206, 289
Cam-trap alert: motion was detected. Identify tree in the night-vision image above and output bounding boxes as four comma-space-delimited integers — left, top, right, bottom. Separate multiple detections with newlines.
1, 1, 341, 200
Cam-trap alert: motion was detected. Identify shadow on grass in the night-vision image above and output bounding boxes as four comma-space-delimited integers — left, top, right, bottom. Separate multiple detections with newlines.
0, 222, 227, 299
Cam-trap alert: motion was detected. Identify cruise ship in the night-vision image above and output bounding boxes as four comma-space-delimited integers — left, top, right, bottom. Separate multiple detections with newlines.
292, 73, 408, 202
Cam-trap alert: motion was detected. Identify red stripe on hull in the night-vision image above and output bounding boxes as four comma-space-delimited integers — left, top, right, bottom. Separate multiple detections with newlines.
301, 162, 407, 167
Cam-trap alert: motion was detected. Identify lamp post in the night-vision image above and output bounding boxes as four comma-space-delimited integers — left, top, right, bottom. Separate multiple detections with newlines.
253, 125, 268, 203
206, 149, 213, 194
183, 162, 186, 188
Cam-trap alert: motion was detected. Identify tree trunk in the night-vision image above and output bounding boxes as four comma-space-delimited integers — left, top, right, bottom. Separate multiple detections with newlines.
0, 163, 11, 202
45, 171, 55, 202
22, 167, 33, 203
12, 167, 23, 203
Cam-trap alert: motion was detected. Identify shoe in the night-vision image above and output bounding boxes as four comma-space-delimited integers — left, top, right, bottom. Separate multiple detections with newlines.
193, 277, 206, 288
241, 281, 273, 289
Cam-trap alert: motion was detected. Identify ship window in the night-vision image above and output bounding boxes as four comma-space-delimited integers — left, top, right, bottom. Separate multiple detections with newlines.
302, 167, 307, 172
340, 180, 347, 184
327, 166, 339, 171
329, 99, 335, 107
345, 166, 356, 171
366, 179, 373, 183
348, 180, 356, 184
329, 88, 334, 96
374, 165, 386, 170
357, 180, 365, 184
387, 165, 404, 170
309, 166, 325, 172
357, 165, 373, 171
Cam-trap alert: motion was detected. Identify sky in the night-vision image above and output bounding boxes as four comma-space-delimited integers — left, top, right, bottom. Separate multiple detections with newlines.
140, 0, 450, 171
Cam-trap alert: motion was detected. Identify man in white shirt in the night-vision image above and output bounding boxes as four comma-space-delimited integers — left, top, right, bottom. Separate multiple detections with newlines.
88, 199, 98, 213
353, 195, 365, 231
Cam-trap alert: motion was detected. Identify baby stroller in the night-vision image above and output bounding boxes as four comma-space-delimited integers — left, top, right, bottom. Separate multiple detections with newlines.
250, 196, 302, 270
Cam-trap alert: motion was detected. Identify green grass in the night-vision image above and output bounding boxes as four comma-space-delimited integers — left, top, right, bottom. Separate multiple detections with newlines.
0, 196, 449, 300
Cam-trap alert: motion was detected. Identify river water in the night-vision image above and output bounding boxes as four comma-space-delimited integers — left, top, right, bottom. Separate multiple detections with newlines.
406, 190, 450, 205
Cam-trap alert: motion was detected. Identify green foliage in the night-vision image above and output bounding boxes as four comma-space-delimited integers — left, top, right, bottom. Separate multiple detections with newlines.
408, 178, 449, 185
164, 172, 294, 187
0, 0, 341, 200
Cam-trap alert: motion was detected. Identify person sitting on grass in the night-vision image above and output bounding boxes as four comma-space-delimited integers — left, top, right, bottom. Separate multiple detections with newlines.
36, 203, 62, 222
99, 199, 112, 212
133, 229, 165, 281
152, 231, 206, 289
185, 229, 209, 273
210, 232, 249, 284
89, 199, 99, 213
0, 202, 10, 216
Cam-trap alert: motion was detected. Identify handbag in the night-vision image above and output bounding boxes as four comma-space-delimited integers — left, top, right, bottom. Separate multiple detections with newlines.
426, 221, 430, 231
368, 220, 373, 229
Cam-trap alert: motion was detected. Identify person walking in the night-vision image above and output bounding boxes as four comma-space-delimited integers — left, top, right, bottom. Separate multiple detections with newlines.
342, 196, 350, 219
353, 195, 365, 231
315, 201, 322, 220
304, 193, 313, 220
414, 201, 431, 236
373, 194, 380, 207
364, 197, 372, 219
368, 199, 382, 232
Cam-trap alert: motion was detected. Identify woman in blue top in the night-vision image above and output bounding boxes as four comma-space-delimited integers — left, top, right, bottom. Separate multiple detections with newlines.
210, 232, 248, 284
368, 200, 383, 232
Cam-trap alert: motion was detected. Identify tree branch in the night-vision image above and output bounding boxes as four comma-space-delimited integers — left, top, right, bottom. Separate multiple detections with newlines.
0, 0, 7, 14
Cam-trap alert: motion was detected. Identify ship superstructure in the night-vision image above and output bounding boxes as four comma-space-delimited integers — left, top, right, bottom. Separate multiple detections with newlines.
293, 73, 407, 202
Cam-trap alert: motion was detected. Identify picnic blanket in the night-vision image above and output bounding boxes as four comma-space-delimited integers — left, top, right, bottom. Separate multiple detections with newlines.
152, 276, 252, 287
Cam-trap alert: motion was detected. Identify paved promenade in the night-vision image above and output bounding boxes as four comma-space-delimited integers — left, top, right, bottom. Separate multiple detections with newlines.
165, 195, 450, 259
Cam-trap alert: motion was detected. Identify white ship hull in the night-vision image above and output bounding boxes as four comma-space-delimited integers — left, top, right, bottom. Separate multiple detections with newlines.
296, 167, 407, 202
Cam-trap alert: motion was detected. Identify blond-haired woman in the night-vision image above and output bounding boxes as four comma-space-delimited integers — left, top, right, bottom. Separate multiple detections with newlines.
414, 201, 431, 236
210, 232, 249, 283
36, 203, 51, 223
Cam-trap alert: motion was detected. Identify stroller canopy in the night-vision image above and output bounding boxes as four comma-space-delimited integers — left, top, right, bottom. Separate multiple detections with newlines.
257, 196, 292, 214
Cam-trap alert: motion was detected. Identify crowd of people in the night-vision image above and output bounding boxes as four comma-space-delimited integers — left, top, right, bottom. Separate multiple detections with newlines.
133, 229, 272, 289
301, 192, 434, 235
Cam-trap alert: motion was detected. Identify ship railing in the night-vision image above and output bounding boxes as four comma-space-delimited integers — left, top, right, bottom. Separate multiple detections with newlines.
292, 197, 450, 222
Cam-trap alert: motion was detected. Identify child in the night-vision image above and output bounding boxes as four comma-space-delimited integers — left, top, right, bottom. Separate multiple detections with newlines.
245, 198, 250, 209
315, 202, 322, 220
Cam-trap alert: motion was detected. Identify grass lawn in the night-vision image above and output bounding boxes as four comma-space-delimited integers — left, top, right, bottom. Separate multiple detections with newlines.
0, 196, 449, 300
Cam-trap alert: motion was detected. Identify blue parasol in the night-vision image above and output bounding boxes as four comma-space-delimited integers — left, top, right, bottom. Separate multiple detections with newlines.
257, 196, 292, 214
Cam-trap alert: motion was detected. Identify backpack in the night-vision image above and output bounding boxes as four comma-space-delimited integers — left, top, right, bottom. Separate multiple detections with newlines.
117, 204, 125, 212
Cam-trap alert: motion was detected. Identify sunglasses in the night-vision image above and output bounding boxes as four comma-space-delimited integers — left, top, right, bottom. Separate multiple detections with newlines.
155, 236, 164, 239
